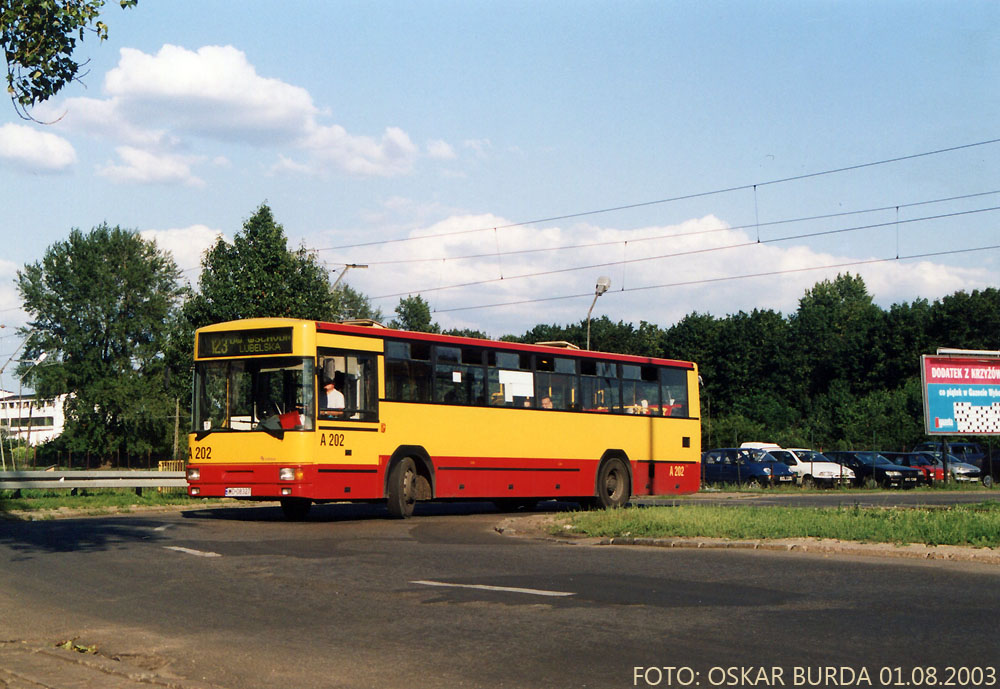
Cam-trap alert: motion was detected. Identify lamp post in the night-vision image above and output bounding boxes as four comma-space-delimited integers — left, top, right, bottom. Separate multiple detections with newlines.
0, 331, 31, 471
586, 276, 611, 350
14, 352, 47, 470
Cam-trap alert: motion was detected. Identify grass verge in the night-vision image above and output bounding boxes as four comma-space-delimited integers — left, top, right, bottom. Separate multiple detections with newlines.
559, 501, 1000, 547
0, 489, 199, 517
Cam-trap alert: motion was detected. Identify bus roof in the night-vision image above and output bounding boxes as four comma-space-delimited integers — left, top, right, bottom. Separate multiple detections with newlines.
316, 319, 695, 370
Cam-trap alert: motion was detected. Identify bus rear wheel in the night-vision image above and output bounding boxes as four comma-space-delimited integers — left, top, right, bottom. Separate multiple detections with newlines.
595, 458, 630, 509
387, 457, 417, 518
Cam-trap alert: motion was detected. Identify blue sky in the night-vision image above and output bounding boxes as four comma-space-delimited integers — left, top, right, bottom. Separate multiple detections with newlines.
1, 0, 999, 365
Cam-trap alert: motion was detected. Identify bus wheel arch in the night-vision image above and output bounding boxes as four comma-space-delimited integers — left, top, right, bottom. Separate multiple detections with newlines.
386, 446, 434, 518
593, 451, 632, 509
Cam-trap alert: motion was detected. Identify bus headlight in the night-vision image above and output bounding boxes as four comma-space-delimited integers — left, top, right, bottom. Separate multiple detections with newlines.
186, 468, 200, 481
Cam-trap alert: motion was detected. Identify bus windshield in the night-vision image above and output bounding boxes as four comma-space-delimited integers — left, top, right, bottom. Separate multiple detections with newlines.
193, 356, 315, 433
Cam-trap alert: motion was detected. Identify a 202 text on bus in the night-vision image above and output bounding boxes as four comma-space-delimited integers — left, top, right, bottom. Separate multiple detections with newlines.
186, 318, 701, 518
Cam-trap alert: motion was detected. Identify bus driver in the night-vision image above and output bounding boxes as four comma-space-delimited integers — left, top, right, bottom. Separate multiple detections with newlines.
323, 371, 345, 410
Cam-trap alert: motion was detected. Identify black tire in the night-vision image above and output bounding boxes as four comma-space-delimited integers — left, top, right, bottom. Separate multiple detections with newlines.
802, 476, 816, 489
387, 457, 417, 518
594, 458, 631, 509
983, 475, 994, 488
863, 477, 878, 489
280, 497, 311, 520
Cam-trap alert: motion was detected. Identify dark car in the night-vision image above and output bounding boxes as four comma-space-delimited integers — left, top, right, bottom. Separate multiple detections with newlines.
701, 448, 796, 487
824, 451, 922, 488
881, 452, 941, 485
913, 441, 986, 468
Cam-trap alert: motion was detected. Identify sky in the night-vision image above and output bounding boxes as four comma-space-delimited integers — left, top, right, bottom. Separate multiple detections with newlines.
1, 0, 999, 369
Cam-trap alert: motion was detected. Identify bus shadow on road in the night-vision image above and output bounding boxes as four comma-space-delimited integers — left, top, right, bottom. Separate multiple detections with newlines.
0, 517, 176, 556
178, 499, 582, 523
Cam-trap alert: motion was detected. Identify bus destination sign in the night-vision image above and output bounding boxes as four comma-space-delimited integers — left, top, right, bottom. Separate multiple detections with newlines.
199, 327, 294, 358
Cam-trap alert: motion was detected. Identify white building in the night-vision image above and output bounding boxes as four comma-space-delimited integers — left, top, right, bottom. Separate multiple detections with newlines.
0, 390, 68, 445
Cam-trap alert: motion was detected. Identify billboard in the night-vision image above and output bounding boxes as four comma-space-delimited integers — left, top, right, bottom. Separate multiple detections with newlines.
921, 354, 1000, 435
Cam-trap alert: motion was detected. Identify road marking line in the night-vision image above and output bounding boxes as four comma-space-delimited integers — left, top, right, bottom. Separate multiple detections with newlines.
410, 580, 574, 597
153, 524, 173, 532
164, 546, 221, 558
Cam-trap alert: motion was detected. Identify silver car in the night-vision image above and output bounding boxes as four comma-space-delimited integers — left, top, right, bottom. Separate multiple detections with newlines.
915, 452, 981, 482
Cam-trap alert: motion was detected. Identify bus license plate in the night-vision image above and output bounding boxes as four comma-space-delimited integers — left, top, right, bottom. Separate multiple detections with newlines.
225, 487, 251, 497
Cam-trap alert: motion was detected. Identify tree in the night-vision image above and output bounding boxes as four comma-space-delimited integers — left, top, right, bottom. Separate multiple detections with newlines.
185, 203, 345, 328
789, 273, 882, 401
331, 283, 383, 323
2, 0, 138, 118
389, 295, 440, 333
16, 223, 184, 463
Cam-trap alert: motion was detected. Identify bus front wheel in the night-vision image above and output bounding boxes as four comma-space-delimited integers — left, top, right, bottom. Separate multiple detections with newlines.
387, 457, 417, 518
595, 458, 631, 509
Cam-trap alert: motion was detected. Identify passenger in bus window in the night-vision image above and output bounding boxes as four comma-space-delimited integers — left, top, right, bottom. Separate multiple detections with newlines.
540, 395, 553, 409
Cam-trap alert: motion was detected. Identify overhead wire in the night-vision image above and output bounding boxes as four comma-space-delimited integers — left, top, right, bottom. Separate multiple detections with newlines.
315, 136, 1000, 252
433, 243, 1000, 313
370, 205, 1000, 300
332, 189, 1000, 267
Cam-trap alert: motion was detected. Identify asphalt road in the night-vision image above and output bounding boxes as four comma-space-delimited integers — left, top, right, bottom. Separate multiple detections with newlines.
1, 500, 998, 689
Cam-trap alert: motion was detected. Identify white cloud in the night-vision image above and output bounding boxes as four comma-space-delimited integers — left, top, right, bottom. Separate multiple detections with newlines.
426, 139, 456, 159
105, 45, 318, 143
463, 138, 493, 158
0, 123, 76, 172
97, 146, 205, 186
301, 124, 419, 177
41, 96, 171, 147
140, 224, 226, 274
37, 44, 440, 181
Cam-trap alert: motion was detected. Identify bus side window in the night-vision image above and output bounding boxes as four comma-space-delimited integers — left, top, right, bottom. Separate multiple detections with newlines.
488, 350, 533, 407
385, 340, 431, 403
660, 368, 688, 417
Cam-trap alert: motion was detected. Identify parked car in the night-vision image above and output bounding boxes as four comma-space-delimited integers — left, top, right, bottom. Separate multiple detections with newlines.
701, 448, 796, 487
769, 448, 855, 487
824, 451, 922, 488
913, 441, 986, 468
913, 452, 982, 483
881, 452, 941, 485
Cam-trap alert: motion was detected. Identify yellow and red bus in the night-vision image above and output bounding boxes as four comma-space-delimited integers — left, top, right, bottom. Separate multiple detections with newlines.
186, 317, 700, 518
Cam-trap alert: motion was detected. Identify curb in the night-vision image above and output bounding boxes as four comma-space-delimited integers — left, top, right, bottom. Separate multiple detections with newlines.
596, 535, 1000, 564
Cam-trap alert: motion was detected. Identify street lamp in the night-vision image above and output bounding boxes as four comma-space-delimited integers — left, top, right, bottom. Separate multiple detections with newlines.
586, 276, 611, 350
331, 263, 369, 290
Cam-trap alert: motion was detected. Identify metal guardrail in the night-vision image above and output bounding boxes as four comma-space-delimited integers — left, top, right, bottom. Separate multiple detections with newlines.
0, 470, 187, 491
